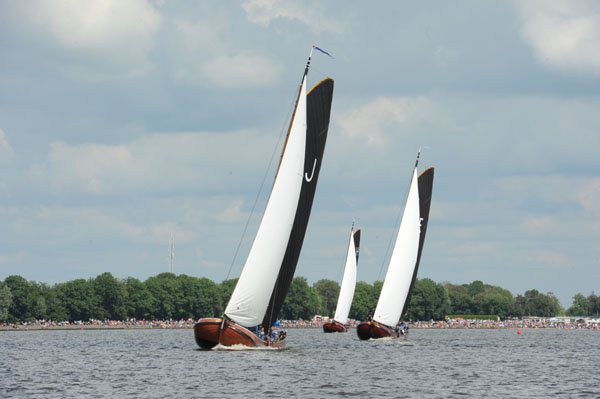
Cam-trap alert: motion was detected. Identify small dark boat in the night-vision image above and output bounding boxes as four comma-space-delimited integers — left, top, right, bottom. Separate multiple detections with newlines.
323, 224, 361, 334
322, 319, 348, 333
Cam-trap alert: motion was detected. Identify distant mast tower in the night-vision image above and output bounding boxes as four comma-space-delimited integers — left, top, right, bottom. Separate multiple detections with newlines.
169, 233, 175, 274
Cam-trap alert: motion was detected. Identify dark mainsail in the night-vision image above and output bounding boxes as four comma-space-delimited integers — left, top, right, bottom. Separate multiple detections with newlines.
353, 229, 361, 263
400, 167, 434, 320
262, 77, 334, 329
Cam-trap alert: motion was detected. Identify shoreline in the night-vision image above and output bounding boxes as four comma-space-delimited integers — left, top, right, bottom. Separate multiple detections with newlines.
2, 325, 599, 332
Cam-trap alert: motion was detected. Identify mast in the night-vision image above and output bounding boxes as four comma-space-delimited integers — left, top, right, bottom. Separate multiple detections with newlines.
373, 152, 422, 328
333, 224, 361, 325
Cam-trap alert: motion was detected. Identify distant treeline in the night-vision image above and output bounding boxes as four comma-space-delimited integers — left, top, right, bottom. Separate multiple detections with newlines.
0, 273, 598, 323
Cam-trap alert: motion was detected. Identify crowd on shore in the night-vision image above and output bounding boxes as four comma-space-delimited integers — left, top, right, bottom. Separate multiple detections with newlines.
0, 318, 197, 331
2, 316, 599, 331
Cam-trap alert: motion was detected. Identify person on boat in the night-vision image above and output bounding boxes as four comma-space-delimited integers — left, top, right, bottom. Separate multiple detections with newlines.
398, 322, 409, 336
258, 326, 265, 340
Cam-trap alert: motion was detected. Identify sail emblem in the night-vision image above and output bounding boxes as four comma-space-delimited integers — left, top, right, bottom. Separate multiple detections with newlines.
304, 158, 318, 182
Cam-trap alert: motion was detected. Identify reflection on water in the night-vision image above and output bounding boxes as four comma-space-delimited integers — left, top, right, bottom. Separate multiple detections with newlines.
1, 328, 599, 398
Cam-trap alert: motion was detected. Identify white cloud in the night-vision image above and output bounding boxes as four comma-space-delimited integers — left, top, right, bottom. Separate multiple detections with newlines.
577, 178, 600, 213
0, 128, 14, 162
200, 53, 283, 88
527, 250, 573, 268
214, 199, 247, 224
11, 0, 162, 77
520, 216, 558, 234
170, 18, 282, 88
33, 205, 196, 245
241, 0, 343, 33
336, 97, 434, 146
30, 130, 273, 195
515, 0, 600, 74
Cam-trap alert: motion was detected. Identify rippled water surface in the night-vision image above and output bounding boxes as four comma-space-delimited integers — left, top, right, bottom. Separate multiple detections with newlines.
1, 328, 599, 398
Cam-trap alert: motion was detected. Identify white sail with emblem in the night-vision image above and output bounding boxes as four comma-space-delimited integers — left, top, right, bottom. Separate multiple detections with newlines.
373, 167, 421, 327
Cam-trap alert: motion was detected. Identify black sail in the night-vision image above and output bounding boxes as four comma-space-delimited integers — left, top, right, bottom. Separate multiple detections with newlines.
262, 78, 334, 329
400, 167, 435, 320
353, 229, 361, 263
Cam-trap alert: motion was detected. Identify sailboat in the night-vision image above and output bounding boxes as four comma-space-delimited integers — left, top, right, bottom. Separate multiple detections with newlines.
194, 47, 334, 349
356, 152, 434, 340
323, 224, 361, 333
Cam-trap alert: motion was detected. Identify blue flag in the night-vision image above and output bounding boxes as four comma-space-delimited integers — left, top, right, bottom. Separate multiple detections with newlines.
313, 45, 334, 58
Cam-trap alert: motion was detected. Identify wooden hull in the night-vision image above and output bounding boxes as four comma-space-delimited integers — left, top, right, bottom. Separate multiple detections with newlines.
356, 320, 399, 340
322, 320, 347, 333
194, 318, 285, 349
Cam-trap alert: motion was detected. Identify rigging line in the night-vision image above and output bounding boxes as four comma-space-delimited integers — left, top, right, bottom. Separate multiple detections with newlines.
223, 85, 299, 282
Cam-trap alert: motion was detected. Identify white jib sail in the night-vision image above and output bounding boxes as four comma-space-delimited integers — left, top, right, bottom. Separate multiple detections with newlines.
373, 168, 421, 327
225, 77, 307, 327
333, 230, 358, 325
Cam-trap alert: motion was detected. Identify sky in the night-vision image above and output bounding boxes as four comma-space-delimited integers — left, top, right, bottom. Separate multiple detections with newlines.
1, 0, 599, 306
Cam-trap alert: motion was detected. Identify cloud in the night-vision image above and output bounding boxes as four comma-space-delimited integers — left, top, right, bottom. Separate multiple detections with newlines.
170, 18, 283, 88
515, 0, 600, 74
30, 130, 274, 196
241, 0, 343, 33
336, 97, 434, 146
520, 216, 558, 233
200, 54, 283, 88
214, 199, 247, 224
7, 0, 162, 78
577, 178, 600, 213
33, 205, 196, 245
527, 250, 573, 268
0, 128, 14, 162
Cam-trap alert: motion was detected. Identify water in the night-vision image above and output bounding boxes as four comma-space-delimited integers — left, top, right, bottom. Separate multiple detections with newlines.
1, 328, 599, 398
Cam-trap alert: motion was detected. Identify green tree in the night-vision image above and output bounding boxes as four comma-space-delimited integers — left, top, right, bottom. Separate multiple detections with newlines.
567, 293, 589, 316
587, 293, 600, 317
406, 278, 449, 320
177, 275, 222, 319
281, 277, 322, 320
42, 285, 68, 321
515, 289, 562, 317
0, 282, 12, 322
349, 281, 374, 320
445, 283, 474, 315
56, 279, 98, 321
219, 278, 238, 310
4, 275, 48, 321
125, 277, 155, 319
313, 279, 340, 317
145, 273, 182, 320
93, 272, 127, 320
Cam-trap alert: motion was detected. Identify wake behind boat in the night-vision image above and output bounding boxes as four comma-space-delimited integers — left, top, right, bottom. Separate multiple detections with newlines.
323, 224, 361, 333
357, 152, 434, 340
194, 47, 334, 349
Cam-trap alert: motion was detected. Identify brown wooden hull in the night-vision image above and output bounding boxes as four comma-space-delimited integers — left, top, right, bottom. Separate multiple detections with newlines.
194, 318, 285, 349
322, 320, 347, 333
356, 320, 398, 340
